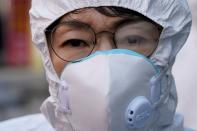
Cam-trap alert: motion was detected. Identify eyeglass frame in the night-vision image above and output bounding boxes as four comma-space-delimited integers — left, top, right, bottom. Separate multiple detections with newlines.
45, 17, 161, 62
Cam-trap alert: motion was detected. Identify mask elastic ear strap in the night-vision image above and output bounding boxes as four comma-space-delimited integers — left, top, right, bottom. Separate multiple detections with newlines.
57, 80, 71, 113
56, 81, 76, 131
150, 60, 174, 108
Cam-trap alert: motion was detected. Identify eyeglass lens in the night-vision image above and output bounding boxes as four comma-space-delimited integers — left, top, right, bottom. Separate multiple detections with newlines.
50, 21, 158, 62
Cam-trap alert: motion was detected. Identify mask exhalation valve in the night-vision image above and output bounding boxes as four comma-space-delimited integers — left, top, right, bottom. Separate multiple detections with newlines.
125, 96, 153, 129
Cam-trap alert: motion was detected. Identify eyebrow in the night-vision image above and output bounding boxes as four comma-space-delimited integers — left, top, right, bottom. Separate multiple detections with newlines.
57, 18, 146, 33
59, 20, 92, 30
115, 17, 150, 27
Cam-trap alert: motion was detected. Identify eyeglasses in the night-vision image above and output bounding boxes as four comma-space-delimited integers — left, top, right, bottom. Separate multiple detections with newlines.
46, 20, 159, 62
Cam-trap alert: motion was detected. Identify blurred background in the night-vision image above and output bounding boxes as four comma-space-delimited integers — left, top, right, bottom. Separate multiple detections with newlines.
0, 0, 196, 130
0, 0, 48, 122
172, 0, 197, 129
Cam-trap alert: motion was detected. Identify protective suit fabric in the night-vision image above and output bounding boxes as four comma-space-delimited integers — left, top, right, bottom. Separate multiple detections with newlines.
0, 114, 55, 131
0, 114, 193, 131
29, 0, 192, 131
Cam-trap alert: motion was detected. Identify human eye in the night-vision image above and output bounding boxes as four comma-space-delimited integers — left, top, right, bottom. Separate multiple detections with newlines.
61, 39, 90, 48
124, 35, 146, 46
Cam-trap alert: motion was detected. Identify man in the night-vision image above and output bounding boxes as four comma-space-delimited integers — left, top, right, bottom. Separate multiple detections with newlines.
0, 0, 193, 131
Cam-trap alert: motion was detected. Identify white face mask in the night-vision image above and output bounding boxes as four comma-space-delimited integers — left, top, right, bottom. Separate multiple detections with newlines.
59, 49, 161, 131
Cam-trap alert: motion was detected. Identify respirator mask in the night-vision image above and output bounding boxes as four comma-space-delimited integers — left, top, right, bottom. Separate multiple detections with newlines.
58, 49, 163, 131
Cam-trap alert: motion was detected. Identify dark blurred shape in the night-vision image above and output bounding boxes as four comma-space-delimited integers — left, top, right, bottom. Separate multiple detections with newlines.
1, 0, 31, 67
0, 10, 5, 65
6, 0, 30, 66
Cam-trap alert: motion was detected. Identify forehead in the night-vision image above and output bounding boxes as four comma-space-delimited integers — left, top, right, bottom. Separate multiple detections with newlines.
60, 8, 126, 32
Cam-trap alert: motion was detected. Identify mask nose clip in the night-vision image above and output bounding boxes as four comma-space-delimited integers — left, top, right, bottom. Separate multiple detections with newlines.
125, 96, 153, 129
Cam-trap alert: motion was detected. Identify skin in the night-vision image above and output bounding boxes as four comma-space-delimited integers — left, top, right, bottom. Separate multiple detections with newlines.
48, 8, 162, 76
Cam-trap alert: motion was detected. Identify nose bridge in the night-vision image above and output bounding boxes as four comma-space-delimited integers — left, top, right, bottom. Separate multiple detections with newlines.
95, 32, 116, 51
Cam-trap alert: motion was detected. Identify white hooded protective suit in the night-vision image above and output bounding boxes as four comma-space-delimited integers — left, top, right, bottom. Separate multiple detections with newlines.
30, 0, 192, 131
0, 0, 193, 131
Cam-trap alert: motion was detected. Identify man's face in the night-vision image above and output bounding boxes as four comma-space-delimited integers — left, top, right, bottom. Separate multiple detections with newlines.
47, 8, 162, 76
